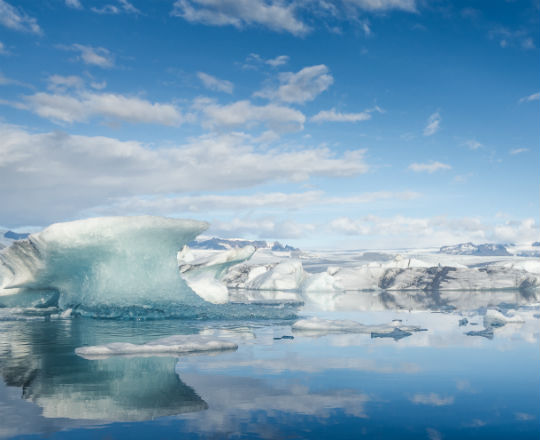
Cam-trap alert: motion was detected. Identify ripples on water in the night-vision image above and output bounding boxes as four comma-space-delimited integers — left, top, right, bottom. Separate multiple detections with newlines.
0, 290, 539, 439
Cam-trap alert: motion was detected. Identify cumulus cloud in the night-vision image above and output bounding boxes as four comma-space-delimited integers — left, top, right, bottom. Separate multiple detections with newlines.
65, 44, 115, 68
171, 0, 309, 36
410, 393, 454, 406
423, 111, 441, 136
519, 92, 540, 103
195, 98, 306, 133
0, 0, 41, 34
0, 124, 369, 225
254, 65, 334, 104
197, 72, 234, 94
327, 215, 539, 247
22, 91, 183, 125
408, 161, 451, 173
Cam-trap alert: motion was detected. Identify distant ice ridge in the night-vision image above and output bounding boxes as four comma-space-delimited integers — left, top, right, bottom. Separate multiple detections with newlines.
182, 249, 540, 300
75, 334, 238, 359
0, 216, 209, 312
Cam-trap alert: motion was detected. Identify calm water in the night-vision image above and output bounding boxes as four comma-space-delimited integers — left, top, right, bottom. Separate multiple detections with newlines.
0, 290, 539, 439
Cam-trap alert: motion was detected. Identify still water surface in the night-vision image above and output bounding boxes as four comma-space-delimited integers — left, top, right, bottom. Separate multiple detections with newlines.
0, 290, 539, 439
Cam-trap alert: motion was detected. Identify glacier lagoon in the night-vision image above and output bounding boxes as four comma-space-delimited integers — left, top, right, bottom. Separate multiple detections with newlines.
0, 217, 539, 439
0, 296, 539, 440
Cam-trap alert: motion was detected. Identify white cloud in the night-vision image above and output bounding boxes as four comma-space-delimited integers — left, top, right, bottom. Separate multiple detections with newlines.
327, 215, 539, 247
411, 393, 454, 406
489, 27, 535, 51
254, 65, 334, 104
345, 0, 417, 12
68, 44, 114, 68
46, 74, 85, 92
0, 41, 7, 54
65, 0, 83, 9
0, 124, 369, 225
243, 53, 290, 69
463, 139, 482, 150
423, 111, 441, 136
197, 72, 234, 94
519, 92, 540, 103
210, 217, 316, 239
195, 98, 306, 133
91, 0, 140, 14
509, 148, 529, 155
266, 55, 289, 67
0, 0, 41, 34
171, 0, 309, 36
91, 190, 418, 216
23, 91, 183, 125
408, 161, 451, 173
311, 108, 371, 123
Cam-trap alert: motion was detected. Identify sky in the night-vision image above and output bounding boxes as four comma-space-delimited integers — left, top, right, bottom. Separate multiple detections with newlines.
0, 0, 538, 249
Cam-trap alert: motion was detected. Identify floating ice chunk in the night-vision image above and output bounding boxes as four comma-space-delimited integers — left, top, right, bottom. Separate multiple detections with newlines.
177, 245, 255, 304
75, 334, 238, 359
292, 317, 423, 337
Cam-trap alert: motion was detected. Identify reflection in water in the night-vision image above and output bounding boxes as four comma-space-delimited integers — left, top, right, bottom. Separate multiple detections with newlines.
0, 290, 538, 439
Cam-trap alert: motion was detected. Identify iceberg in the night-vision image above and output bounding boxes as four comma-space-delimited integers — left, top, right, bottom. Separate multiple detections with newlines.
223, 260, 306, 291
178, 245, 256, 304
0, 216, 209, 313
75, 334, 238, 359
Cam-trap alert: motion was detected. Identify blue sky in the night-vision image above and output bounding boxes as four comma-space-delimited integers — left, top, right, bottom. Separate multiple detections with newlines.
0, 0, 538, 248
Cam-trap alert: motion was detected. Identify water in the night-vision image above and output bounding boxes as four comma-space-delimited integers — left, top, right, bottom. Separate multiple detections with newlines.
0, 291, 538, 439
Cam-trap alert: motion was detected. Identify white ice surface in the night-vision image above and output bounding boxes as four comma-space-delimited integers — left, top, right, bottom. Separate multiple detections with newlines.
177, 245, 255, 304
75, 334, 238, 359
292, 317, 423, 334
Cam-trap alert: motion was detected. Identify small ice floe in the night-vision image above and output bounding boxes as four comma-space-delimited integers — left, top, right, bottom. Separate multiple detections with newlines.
75, 335, 238, 360
291, 317, 424, 340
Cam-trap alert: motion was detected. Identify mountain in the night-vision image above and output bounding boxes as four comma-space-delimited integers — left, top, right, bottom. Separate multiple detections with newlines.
188, 237, 299, 251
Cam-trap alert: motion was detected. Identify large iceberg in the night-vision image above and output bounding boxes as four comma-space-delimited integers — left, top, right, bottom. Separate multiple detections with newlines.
0, 216, 209, 313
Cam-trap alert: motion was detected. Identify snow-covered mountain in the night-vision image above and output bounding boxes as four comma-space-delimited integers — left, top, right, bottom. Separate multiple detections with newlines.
188, 237, 298, 252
